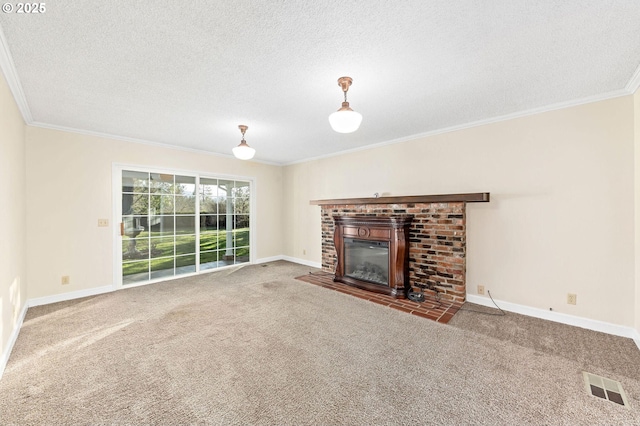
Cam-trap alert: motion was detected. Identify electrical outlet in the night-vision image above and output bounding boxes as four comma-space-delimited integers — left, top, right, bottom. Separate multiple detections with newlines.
98, 219, 109, 227
61, 275, 70, 285
477, 285, 485, 295
567, 293, 577, 305
303, 249, 306, 255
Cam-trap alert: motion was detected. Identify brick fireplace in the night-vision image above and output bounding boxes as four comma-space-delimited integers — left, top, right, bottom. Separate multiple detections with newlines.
311, 193, 490, 302
333, 215, 413, 298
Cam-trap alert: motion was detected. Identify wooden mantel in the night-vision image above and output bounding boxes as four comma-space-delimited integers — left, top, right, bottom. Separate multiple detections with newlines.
310, 192, 490, 205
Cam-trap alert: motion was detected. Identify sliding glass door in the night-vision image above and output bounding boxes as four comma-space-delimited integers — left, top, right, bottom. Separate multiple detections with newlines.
119, 168, 252, 286
199, 178, 250, 270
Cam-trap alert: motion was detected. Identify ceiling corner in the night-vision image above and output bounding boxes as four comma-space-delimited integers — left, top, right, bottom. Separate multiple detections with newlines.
625, 63, 640, 94
0, 24, 32, 123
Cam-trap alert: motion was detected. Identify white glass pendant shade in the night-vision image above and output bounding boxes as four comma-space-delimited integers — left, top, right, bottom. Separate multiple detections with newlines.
329, 104, 363, 133
232, 125, 255, 160
329, 77, 362, 133
232, 141, 255, 160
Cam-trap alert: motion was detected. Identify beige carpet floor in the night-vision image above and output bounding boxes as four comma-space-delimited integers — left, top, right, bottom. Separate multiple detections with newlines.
1, 260, 639, 425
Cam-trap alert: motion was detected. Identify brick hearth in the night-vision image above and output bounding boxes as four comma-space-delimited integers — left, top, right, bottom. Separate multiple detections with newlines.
296, 271, 463, 323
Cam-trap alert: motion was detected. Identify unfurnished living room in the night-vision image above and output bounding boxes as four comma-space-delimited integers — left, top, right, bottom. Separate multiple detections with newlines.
1, 2, 640, 425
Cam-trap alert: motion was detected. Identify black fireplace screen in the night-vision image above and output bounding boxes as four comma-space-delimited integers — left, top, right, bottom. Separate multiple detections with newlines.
344, 238, 389, 286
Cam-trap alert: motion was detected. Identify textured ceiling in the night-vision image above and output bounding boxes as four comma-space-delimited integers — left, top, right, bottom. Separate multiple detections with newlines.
1, 1, 640, 165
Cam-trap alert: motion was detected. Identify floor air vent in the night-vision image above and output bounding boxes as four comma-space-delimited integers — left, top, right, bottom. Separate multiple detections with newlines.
583, 372, 629, 407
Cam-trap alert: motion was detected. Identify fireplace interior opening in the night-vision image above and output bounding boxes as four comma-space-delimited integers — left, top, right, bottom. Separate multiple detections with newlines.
344, 238, 389, 286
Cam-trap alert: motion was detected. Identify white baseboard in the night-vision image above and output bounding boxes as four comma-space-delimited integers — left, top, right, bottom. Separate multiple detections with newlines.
280, 256, 322, 269
4, 276, 639, 381
25, 257, 320, 308
28, 285, 115, 308
254, 255, 285, 264
0, 302, 28, 380
254, 255, 322, 269
466, 294, 640, 350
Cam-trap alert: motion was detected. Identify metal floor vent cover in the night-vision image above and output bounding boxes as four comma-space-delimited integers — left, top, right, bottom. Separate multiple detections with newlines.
583, 372, 629, 408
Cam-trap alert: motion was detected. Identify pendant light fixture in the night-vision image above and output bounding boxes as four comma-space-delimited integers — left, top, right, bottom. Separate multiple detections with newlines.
328, 76, 362, 133
232, 125, 255, 160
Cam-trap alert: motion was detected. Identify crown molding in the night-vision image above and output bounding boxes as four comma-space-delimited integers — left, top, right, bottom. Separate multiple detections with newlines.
625, 63, 640, 94
0, 25, 280, 166
2, 16, 638, 167
0, 24, 32, 123
29, 121, 282, 166
283, 88, 631, 166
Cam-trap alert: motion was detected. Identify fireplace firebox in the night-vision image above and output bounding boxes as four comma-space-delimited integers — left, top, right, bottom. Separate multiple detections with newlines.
344, 238, 389, 286
333, 215, 413, 298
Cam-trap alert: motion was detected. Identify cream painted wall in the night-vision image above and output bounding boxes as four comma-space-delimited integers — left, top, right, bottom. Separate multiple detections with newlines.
0, 71, 26, 361
25, 127, 283, 299
284, 96, 636, 327
635, 88, 640, 334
